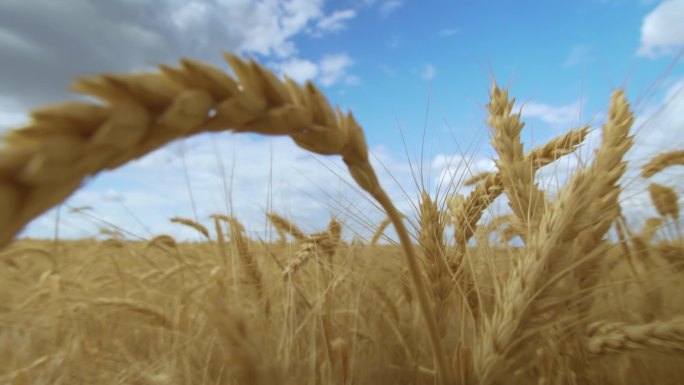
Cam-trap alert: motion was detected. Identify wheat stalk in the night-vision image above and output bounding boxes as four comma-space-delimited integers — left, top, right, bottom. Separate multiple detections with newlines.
212, 214, 230, 267
370, 216, 392, 245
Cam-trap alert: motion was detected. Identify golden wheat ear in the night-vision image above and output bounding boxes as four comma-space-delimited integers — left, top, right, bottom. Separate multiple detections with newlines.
641, 150, 684, 178
0, 55, 344, 247
0, 53, 452, 384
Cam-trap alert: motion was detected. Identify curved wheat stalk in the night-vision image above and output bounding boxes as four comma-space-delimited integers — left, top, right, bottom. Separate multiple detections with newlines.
0, 53, 452, 384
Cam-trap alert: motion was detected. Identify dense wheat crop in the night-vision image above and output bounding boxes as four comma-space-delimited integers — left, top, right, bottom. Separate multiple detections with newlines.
0, 54, 682, 385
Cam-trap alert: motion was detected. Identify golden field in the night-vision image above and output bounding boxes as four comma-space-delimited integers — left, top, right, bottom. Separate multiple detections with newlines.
0, 55, 683, 384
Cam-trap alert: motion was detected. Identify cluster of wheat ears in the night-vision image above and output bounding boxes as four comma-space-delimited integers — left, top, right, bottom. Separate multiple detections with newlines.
0, 54, 682, 384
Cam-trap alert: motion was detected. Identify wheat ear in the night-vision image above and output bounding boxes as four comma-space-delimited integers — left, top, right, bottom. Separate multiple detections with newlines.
464, 126, 589, 188
487, 83, 546, 239
0, 53, 451, 384
648, 183, 680, 221
587, 317, 684, 355
283, 232, 328, 280
641, 149, 684, 178
451, 125, 589, 249
418, 191, 452, 337
474, 90, 634, 384
226, 216, 265, 302
169, 216, 211, 239
267, 212, 308, 242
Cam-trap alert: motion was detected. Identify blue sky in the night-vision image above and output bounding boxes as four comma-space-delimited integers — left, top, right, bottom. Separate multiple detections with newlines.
1, 0, 682, 241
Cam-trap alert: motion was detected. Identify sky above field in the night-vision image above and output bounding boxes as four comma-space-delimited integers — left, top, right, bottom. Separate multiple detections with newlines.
1, 0, 683, 241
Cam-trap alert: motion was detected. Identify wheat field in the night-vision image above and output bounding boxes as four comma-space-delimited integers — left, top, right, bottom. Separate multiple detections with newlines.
0, 54, 683, 385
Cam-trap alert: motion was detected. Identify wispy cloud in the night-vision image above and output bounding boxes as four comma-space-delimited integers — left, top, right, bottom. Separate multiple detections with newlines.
421, 64, 436, 81
379, 0, 404, 18
440, 27, 458, 37
518, 100, 584, 127
378, 63, 398, 77
272, 53, 358, 87
274, 57, 319, 83
564, 44, 594, 67
637, 0, 684, 57
319, 54, 355, 86
315, 9, 356, 34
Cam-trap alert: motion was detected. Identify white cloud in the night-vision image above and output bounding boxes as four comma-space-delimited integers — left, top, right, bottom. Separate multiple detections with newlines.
276, 57, 320, 83
421, 64, 436, 81
564, 44, 594, 67
170, 2, 210, 31
0, 0, 355, 111
235, 0, 324, 58
440, 28, 458, 37
274, 53, 357, 87
379, 0, 404, 18
519, 100, 584, 128
379, 63, 397, 77
315, 9, 356, 33
344, 74, 362, 85
167, 0, 358, 57
637, 0, 684, 57
319, 54, 354, 86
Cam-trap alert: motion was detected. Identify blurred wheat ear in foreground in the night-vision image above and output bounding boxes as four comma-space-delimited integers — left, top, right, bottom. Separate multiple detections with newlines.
0, 53, 682, 385
0, 52, 451, 384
